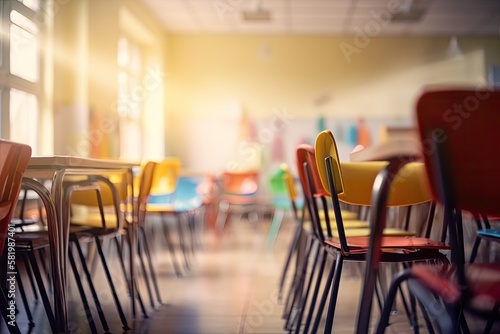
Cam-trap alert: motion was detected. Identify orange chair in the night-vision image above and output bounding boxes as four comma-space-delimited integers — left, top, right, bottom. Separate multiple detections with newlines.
0, 139, 31, 334
373, 89, 500, 333
215, 170, 260, 232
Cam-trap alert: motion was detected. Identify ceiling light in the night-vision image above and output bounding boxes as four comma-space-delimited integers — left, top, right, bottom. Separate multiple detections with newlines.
242, 0, 271, 22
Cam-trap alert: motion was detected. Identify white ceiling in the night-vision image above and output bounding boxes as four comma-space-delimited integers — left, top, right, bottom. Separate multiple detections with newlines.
141, 0, 500, 37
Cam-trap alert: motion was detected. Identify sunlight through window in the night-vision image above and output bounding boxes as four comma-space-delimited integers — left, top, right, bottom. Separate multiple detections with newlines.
10, 10, 38, 82
9, 88, 38, 153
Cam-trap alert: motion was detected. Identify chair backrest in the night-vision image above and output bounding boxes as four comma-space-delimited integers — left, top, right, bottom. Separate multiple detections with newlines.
296, 144, 329, 199
417, 89, 500, 216
315, 130, 432, 207
136, 161, 157, 226
269, 163, 301, 214
220, 170, 259, 196
269, 165, 288, 198
70, 174, 128, 207
0, 140, 32, 252
416, 89, 500, 297
296, 144, 332, 241
150, 157, 181, 196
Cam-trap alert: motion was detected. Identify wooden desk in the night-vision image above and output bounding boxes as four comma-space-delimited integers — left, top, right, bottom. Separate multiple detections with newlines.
26, 156, 138, 333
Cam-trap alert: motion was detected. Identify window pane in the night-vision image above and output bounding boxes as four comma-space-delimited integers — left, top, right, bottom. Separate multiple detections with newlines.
11, 10, 38, 34
117, 37, 128, 67
17, 0, 40, 11
10, 89, 38, 154
117, 37, 143, 159
10, 11, 39, 82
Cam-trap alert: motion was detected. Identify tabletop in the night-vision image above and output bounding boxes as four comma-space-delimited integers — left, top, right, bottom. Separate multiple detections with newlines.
349, 138, 422, 162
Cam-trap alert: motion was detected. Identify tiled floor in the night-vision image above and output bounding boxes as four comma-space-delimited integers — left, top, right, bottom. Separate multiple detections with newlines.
5, 213, 498, 333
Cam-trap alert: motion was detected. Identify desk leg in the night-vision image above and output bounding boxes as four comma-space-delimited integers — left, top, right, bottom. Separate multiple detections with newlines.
22, 178, 67, 333
53, 170, 69, 333
129, 223, 136, 318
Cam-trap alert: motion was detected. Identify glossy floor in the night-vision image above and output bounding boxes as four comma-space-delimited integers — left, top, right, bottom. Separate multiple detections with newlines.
5, 214, 498, 333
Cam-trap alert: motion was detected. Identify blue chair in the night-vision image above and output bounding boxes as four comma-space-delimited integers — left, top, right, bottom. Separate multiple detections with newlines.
147, 159, 203, 277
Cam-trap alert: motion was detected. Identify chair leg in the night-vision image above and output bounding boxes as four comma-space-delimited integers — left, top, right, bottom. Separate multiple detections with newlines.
409, 286, 420, 334
15, 269, 34, 327
176, 213, 191, 271
123, 229, 149, 319
311, 256, 337, 334
114, 236, 131, 295
140, 227, 163, 305
26, 251, 57, 333
417, 297, 436, 334
73, 239, 111, 333
161, 214, 182, 276
469, 237, 482, 263
283, 235, 313, 322
376, 270, 419, 334
285, 239, 317, 331
0, 285, 21, 334
215, 201, 230, 232
303, 248, 328, 334
36, 248, 51, 293
483, 302, 500, 334
187, 212, 197, 256
324, 255, 344, 334
68, 246, 98, 334
294, 244, 323, 334
248, 210, 259, 232
137, 231, 156, 310
278, 223, 302, 303
25, 252, 39, 302
94, 236, 131, 330
266, 208, 285, 248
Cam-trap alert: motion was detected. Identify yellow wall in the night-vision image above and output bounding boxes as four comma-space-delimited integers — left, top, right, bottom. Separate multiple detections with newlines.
166, 34, 499, 171
168, 35, 496, 120
48, 2, 499, 171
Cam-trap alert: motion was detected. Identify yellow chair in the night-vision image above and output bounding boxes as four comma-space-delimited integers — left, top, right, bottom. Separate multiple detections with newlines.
66, 161, 158, 329
65, 173, 134, 331
146, 157, 196, 277
301, 130, 449, 333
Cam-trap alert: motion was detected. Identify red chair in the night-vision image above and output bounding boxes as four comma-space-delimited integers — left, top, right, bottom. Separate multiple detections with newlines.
373, 89, 500, 333
0, 139, 32, 334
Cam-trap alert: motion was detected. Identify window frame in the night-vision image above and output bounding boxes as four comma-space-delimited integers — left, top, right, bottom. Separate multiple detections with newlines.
0, 0, 41, 146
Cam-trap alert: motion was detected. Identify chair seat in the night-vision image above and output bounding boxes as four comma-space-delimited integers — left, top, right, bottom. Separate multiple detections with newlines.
14, 232, 50, 251
476, 228, 500, 242
318, 209, 357, 221
333, 227, 415, 238
303, 219, 369, 233
71, 212, 120, 229
147, 201, 201, 213
325, 235, 449, 255
220, 194, 257, 205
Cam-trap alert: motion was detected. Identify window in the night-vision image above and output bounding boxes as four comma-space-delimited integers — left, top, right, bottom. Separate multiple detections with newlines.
117, 37, 143, 159
0, 0, 41, 154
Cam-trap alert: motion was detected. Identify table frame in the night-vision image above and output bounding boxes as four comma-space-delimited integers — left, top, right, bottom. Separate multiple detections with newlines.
25, 156, 139, 333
